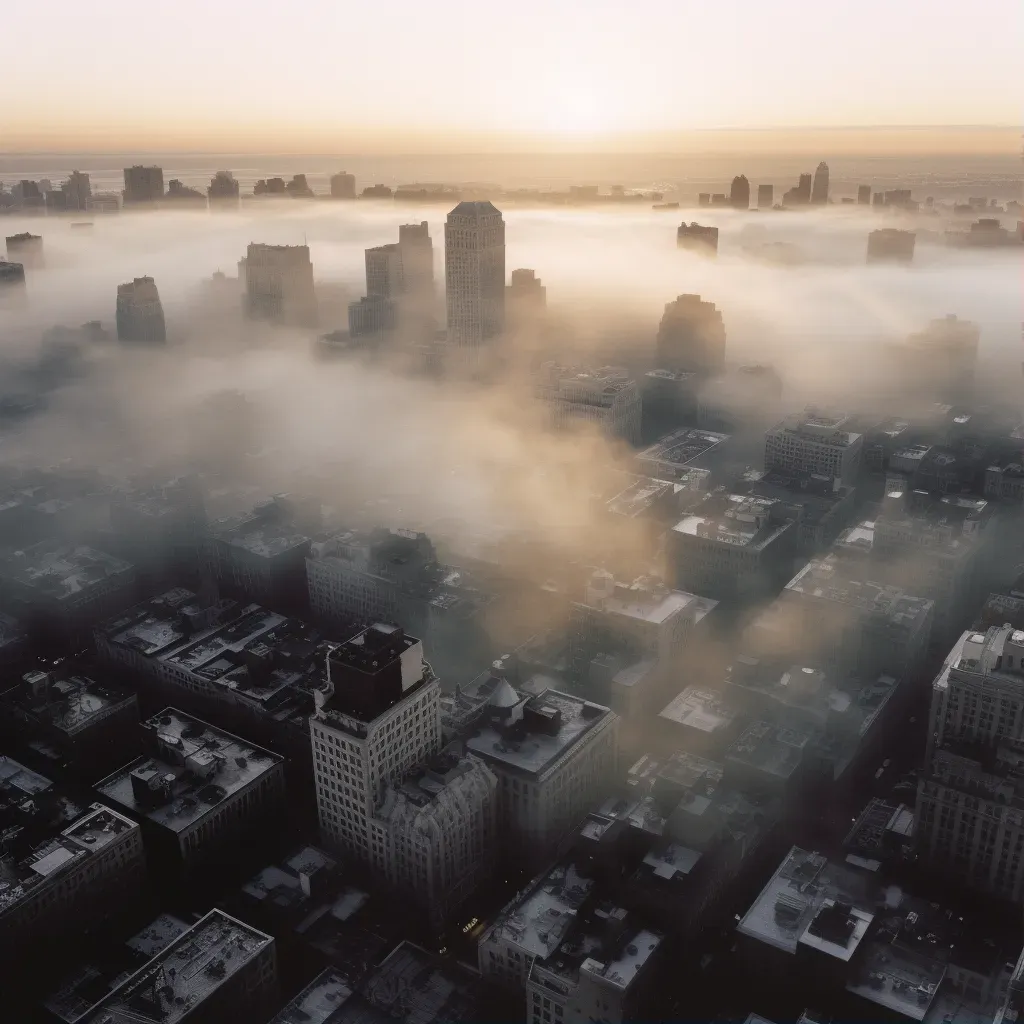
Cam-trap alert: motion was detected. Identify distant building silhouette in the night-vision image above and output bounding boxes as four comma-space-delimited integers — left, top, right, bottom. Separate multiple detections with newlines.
506, 268, 546, 316
116, 277, 166, 343
867, 228, 916, 263
445, 201, 505, 348
165, 179, 206, 205
677, 222, 719, 255
123, 165, 164, 204
286, 174, 313, 197
207, 171, 239, 207
362, 184, 393, 198
6, 232, 43, 268
757, 183, 773, 208
655, 295, 726, 375
253, 177, 287, 195
730, 175, 750, 210
811, 161, 829, 204
62, 170, 91, 211
348, 296, 397, 337
782, 173, 812, 207
330, 171, 356, 199
241, 243, 317, 327
898, 314, 979, 403
857, 184, 871, 205
0, 261, 26, 293
398, 221, 434, 294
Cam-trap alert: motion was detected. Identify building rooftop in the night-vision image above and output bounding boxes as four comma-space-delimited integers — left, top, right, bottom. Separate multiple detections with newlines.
95, 708, 282, 834
606, 476, 677, 519
270, 968, 354, 1024
673, 491, 790, 551
466, 688, 613, 779
2, 670, 135, 737
638, 428, 730, 473
0, 803, 138, 919
78, 910, 274, 1024
770, 410, 861, 447
658, 687, 738, 734
727, 719, 816, 779
584, 574, 718, 626
0, 544, 133, 602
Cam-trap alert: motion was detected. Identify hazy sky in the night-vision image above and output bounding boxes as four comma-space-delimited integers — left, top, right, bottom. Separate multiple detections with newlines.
2, 0, 1020, 151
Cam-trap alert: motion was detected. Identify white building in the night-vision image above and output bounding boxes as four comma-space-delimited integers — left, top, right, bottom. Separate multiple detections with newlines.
444, 201, 505, 348
310, 624, 441, 865
376, 750, 497, 923
242, 242, 317, 327
0, 803, 145, 949
78, 909, 277, 1024
95, 708, 285, 871
535, 363, 642, 444
764, 409, 863, 488
465, 685, 618, 869
916, 626, 1024, 901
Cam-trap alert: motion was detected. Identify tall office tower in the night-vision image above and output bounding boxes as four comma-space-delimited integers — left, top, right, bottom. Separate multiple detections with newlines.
6, 232, 43, 268
62, 170, 91, 211
677, 222, 719, 255
783, 173, 813, 207
857, 184, 871, 205
242, 243, 318, 327
310, 624, 495, 921
330, 171, 356, 198
116, 277, 166, 342
444, 201, 505, 347
165, 179, 206, 205
811, 161, 830, 204
915, 626, 1024, 901
757, 183, 774, 208
655, 294, 727, 375
123, 165, 164, 204
365, 243, 404, 298
208, 170, 240, 207
398, 221, 434, 294
730, 175, 750, 210
764, 408, 863, 487
902, 314, 980, 403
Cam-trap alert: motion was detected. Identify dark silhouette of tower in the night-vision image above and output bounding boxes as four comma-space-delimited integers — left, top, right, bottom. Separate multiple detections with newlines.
730, 175, 750, 210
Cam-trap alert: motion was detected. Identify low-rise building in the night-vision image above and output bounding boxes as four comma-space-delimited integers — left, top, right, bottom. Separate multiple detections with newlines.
95, 708, 285, 875
77, 909, 278, 1024
464, 685, 618, 870
0, 802, 145, 953
866, 229, 916, 263
0, 543, 136, 647
636, 427, 730, 481
534, 363, 642, 444
765, 410, 863, 488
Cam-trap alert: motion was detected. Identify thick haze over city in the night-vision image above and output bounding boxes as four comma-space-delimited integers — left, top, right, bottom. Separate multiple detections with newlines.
0, 5, 1021, 1024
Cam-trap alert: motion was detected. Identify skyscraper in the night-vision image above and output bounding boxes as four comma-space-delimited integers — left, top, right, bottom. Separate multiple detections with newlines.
398, 221, 434, 295
62, 170, 91, 212
116, 277, 166, 342
241, 243, 318, 327
757, 183, 774, 208
122, 165, 164, 204
330, 171, 356, 199
677, 222, 719, 255
655, 294, 727, 375
782, 174, 812, 207
444, 201, 505, 348
811, 161, 830, 204
365, 244, 404, 299
207, 170, 240, 207
730, 175, 750, 210
857, 184, 871, 205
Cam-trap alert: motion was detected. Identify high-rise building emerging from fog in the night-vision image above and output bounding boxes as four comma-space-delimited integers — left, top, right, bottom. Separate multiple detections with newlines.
0, 261, 26, 293
122, 165, 164, 204
208, 170, 240, 207
330, 171, 356, 198
241, 243, 318, 327
6, 232, 43, 268
757, 183, 774, 208
506, 268, 546, 317
398, 221, 434, 294
899, 314, 980, 403
783, 173, 812, 207
444, 201, 505, 348
867, 228, 916, 263
730, 175, 750, 210
811, 161, 830, 204
116, 277, 166, 343
655, 294, 727, 375
677, 222, 719, 255
857, 184, 871, 205
62, 170, 91, 211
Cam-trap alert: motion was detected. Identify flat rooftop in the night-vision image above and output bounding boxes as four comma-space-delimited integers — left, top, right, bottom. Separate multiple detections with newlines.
466, 688, 613, 779
638, 427, 730, 469
79, 910, 274, 1024
227, 525, 310, 559
270, 968, 354, 1024
595, 580, 717, 626
0, 544, 133, 601
96, 708, 282, 834
606, 476, 676, 518
658, 687, 737, 734
4, 671, 135, 736
727, 720, 816, 780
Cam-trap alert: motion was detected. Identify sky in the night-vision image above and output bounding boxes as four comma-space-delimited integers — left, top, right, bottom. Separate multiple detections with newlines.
1, 0, 1020, 152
